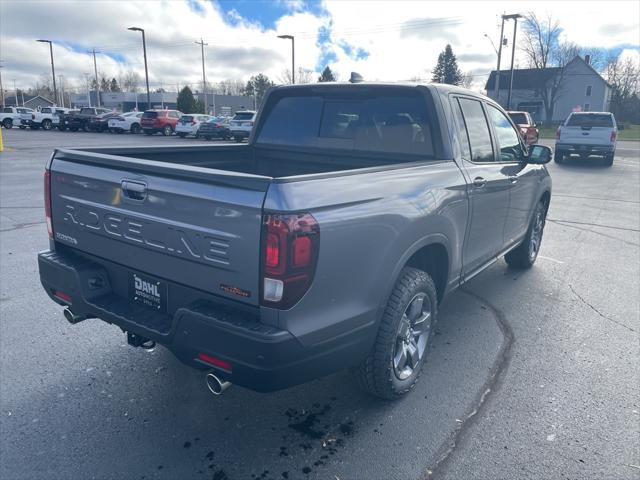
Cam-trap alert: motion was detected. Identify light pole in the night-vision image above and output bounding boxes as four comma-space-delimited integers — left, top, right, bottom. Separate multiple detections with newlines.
277, 34, 295, 84
83, 73, 92, 107
87, 49, 101, 107
0, 64, 5, 108
503, 13, 522, 110
195, 38, 208, 114
36, 39, 58, 106
128, 27, 150, 109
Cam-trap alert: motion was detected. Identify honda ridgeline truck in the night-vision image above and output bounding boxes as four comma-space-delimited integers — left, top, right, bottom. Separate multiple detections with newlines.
38, 83, 552, 399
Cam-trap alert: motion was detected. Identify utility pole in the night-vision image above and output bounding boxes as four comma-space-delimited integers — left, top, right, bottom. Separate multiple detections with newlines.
195, 38, 208, 114
13, 79, 18, 106
83, 73, 92, 107
505, 14, 522, 110
58, 75, 65, 108
88, 49, 101, 107
37, 39, 57, 106
493, 17, 506, 104
0, 64, 5, 107
127, 27, 150, 109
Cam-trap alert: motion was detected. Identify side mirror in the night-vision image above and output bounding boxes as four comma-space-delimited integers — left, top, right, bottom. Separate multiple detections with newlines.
528, 144, 552, 164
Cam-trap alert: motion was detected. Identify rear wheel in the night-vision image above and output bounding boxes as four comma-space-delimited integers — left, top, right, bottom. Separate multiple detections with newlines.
505, 200, 547, 269
162, 125, 173, 136
42, 119, 52, 130
1, 118, 12, 129
604, 153, 614, 167
130, 123, 141, 134
553, 150, 564, 164
353, 267, 437, 400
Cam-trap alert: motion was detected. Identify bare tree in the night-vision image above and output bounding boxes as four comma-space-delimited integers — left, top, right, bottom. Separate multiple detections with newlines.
217, 79, 246, 96
278, 67, 314, 85
460, 71, 474, 89
122, 70, 141, 92
604, 53, 640, 121
520, 13, 578, 121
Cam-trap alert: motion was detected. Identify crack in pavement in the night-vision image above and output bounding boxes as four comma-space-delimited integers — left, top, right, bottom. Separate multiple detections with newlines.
547, 218, 640, 233
423, 289, 514, 480
0, 221, 46, 233
568, 284, 637, 333
552, 194, 640, 205
547, 220, 640, 247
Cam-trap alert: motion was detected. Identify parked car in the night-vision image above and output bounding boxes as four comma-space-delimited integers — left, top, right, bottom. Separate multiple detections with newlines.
229, 110, 256, 142
555, 112, 617, 166
38, 83, 552, 400
56, 110, 80, 131
141, 109, 183, 136
108, 111, 144, 134
87, 112, 121, 132
196, 117, 231, 140
25, 107, 73, 130
508, 111, 539, 145
176, 114, 212, 137
1, 106, 34, 129
61, 107, 113, 132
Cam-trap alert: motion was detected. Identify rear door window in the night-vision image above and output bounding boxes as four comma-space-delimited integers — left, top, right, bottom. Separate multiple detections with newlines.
457, 98, 494, 162
142, 111, 158, 119
566, 114, 613, 128
486, 105, 524, 162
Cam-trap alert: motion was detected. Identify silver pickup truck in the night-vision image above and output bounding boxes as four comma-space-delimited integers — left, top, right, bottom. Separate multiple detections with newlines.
38, 83, 552, 399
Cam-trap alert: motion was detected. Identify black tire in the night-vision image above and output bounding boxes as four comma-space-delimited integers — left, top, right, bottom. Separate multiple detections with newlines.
353, 267, 437, 400
162, 125, 173, 136
505, 200, 547, 269
82, 122, 90, 132
2, 118, 12, 129
604, 154, 614, 167
58, 125, 66, 131
178, 133, 187, 138
143, 129, 153, 135
553, 150, 564, 164
42, 119, 52, 130
130, 123, 141, 134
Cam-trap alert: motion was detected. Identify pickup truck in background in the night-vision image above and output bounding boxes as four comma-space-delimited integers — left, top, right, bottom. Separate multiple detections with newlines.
555, 112, 617, 166
60, 107, 113, 132
38, 83, 552, 399
1, 106, 34, 129
508, 110, 539, 145
25, 107, 73, 130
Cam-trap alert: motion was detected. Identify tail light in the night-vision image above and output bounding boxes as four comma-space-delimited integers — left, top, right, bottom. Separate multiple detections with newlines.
44, 169, 53, 240
556, 127, 561, 140
610, 131, 617, 142
261, 213, 319, 309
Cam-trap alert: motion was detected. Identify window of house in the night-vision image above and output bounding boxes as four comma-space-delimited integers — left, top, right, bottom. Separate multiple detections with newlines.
583, 103, 590, 112
457, 98, 494, 163
586, 85, 592, 97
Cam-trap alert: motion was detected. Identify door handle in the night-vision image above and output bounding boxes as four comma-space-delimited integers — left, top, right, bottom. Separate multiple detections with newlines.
472, 176, 486, 188
509, 176, 518, 184
121, 180, 147, 201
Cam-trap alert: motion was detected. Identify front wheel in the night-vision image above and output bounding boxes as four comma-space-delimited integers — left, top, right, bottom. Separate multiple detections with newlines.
353, 267, 437, 400
130, 123, 141, 134
162, 125, 173, 136
2, 119, 12, 129
42, 119, 52, 130
505, 200, 547, 269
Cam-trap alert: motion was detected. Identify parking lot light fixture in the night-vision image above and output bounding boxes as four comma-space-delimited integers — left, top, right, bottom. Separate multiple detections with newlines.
128, 27, 150, 109
277, 34, 295, 84
36, 39, 58, 106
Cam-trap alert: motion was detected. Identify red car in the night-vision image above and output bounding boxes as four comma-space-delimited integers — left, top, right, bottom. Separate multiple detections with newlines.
141, 109, 183, 136
508, 111, 539, 145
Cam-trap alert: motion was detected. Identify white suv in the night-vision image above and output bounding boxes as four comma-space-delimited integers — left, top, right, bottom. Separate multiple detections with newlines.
229, 110, 256, 142
2, 107, 34, 129
555, 112, 617, 166
26, 107, 72, 130
175, 114, 212, 137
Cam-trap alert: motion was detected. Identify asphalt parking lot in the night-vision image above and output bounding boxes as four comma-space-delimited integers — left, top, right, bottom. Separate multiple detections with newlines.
1, 128, 638, 480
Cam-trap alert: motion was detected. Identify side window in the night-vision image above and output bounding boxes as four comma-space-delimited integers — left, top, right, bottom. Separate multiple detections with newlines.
486, 104, 523, 162
451, 98, 471, 160
586, 85, 592, 97
458, 98, 494, 162
169, 111, 180, 119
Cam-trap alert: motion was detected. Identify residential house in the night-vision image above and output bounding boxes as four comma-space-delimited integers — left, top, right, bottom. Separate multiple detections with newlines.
485, 56, 611, 123
2, 95, 55, 110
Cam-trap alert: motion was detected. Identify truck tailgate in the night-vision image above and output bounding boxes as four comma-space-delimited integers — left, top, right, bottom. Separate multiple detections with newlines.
49, 151, 269, 306
560, 126, 613, 145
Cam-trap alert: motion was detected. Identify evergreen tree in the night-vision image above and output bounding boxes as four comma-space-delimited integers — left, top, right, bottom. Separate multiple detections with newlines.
176, 86, 198, 114
318, 66, 336, 82
110, 78, 121, 92
431, 44, 463, 85
244, 74, 275, 107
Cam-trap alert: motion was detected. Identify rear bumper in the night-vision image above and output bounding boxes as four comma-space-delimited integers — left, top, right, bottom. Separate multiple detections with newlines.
38, 249, 372, 392
230, 129, 251, 138
555, 143, 614, 155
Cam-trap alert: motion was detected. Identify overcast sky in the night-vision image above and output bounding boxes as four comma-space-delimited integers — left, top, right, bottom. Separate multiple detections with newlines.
1, 0, 638, 93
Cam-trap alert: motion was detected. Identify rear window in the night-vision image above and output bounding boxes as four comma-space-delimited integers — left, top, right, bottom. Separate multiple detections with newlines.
2, 107, 12, 113
181, 115, 194, 122
142, 111, 158, 119
41, 108, 52, 114
508, 113, 528, 125
234, 112, 254, 121
567, 113, 613, 128
80, 108, 94, 114
257, 89, 434, 156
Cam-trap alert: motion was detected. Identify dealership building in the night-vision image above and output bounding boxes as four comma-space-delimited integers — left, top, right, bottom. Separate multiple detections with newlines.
69, 91, 254, 116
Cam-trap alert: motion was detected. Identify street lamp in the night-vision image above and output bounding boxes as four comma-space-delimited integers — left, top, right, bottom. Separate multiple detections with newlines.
128, 27, 150, 109
502, 13, 522, 110
277, 34, 295, 84
36, 39, 58, 106
483, 33, 499, 55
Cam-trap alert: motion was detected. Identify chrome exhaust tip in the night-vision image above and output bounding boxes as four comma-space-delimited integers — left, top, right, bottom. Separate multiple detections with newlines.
205, 372, 232, 396
63, 308, 88, 325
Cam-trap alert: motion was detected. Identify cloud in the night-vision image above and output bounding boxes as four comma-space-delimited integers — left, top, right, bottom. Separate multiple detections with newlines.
457, 53, 496, 63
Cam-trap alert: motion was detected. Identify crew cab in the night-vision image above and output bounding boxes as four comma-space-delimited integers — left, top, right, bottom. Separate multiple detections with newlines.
555, 112, 617, 166
61, 107, 113, 132
38, 83, 552, 399
508, 111, 539, 145
140, 109, 183, 136
229, 110, 256, 142
1, 106, 34, 129
26, 107, 73, 130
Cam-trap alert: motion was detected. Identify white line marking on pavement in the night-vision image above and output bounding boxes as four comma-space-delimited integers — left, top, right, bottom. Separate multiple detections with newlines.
538, 255, 565, 264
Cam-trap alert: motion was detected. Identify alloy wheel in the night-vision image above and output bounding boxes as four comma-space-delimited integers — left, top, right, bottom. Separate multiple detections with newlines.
393, 293, 432, 380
